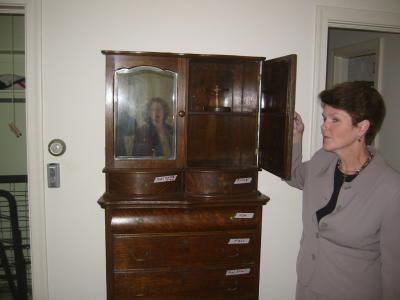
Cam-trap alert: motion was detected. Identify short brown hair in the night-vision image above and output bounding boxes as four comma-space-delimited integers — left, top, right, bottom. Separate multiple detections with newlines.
145, 97, 171, 123
319, 81, 385, 145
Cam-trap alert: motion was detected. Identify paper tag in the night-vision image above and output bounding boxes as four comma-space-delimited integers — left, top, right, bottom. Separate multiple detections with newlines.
226, 268, 251, 276
228, 238, 250, 245
234, 212, 255, 219
234, 177, 252, 184
154, 175, 178, 183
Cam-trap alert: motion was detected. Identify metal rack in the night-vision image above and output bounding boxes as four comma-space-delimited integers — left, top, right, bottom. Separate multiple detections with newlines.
0, 175, 30, 300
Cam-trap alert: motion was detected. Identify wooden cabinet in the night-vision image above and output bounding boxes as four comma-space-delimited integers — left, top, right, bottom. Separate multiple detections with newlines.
99, 51, 296, 299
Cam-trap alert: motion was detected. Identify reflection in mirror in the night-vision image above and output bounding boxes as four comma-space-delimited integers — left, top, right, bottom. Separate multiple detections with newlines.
114, 66, 177, 160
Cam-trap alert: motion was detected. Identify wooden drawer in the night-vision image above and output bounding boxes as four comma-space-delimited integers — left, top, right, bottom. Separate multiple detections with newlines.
186, 168, 258, 196
113, 231, 258, 269
106, 170, 182, 196
110, 206, 261, 233
113, 266, 258, 300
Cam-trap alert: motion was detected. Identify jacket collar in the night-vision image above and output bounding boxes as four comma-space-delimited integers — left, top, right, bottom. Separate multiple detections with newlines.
316, 146, 386, 207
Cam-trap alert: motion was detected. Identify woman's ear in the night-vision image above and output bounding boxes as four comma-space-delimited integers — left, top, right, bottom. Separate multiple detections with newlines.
357, 120, 370, 137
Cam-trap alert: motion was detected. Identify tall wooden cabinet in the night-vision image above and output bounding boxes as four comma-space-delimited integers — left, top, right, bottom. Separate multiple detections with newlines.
98, 51, 296, 300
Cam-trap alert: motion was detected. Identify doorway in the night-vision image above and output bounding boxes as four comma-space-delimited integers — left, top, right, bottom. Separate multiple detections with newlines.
311, 6, 400, 161
326, 28, 400, 172
0, 10, 32, 300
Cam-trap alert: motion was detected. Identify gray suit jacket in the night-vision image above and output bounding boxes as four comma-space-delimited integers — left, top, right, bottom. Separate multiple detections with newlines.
287, 143, 400, 300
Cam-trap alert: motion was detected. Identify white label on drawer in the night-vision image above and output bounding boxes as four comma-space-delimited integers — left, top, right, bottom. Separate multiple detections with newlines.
226, 268, 251, 276
154, 175, 178, 183
234, 177, 252, 184
228, 238, 250, 245
234, 212, 255, 219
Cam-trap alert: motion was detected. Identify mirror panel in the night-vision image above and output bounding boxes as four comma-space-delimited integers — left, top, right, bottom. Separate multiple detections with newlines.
114, 66, 177, 160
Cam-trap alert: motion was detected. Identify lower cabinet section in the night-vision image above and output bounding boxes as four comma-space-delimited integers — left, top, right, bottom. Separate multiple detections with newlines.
103, 201, 266, 300
114, 266, 258, 300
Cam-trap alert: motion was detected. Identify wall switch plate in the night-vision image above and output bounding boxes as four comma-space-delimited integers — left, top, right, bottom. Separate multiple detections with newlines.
47, 163, 60, 188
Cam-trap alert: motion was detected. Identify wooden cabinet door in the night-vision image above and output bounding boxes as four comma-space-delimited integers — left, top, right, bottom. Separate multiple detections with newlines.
259, 54, 297, 179
103, 52, 187, 169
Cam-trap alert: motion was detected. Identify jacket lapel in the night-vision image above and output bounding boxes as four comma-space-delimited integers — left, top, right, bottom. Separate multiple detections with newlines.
313, 154, 337, 211
343, 149, 385, 203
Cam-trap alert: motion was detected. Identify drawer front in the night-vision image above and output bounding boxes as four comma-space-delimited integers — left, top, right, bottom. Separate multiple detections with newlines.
110, 206, 261, 233
186, 169, 258, 196
106, 171, 182, 196
113, 231, 258, 269
113, 266, 258, 300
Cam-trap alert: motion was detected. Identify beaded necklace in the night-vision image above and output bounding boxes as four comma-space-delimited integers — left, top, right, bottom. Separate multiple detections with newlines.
337, 151, 374, 178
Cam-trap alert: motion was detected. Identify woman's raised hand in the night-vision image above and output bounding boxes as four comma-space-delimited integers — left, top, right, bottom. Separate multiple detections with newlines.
293, 112, 304, 144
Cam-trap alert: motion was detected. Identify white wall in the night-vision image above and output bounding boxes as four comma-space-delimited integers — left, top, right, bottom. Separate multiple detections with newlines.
31, 0, 400, 299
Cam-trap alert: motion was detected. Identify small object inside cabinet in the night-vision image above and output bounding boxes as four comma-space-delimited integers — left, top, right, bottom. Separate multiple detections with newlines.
99, 51, 296, 300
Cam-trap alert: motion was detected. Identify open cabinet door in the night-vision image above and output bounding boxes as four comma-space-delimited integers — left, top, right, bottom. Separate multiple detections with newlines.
259, 54, 296, 179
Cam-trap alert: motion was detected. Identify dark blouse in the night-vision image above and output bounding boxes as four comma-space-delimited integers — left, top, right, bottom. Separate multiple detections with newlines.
316, 164, 357, 223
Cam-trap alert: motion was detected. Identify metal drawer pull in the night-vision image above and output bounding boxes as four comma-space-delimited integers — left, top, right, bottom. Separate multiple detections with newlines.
227, 286, 239, 292
135, 293, 145, 297
227, 247, 240, 258
129, 286, 147, 297
134, 250, 151, 261
227, 281, 239, 292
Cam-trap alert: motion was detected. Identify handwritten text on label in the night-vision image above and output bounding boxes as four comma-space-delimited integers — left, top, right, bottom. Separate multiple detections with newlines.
234, 212, 255, 219
226, 268, 251, 276
228, 238, 250, 245
154, 175, 178, 183
234, 177, 252, 184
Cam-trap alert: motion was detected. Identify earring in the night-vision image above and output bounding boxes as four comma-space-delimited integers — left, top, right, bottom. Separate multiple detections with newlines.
358, 137, 362, 142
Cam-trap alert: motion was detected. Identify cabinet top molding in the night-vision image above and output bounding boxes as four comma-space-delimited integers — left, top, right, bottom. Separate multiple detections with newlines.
101, 50, 266, 61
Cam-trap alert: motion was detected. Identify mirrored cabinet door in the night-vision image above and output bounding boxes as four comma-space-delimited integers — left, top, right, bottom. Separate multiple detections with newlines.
114, 66, 177, 160
103, 52, 186, 169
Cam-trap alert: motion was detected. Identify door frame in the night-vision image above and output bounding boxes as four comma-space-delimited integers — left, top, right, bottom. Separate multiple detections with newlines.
311, 6, 400, 154
1, 1, 48, 299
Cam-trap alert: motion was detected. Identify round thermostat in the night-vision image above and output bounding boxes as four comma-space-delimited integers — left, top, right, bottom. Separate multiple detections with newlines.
48, 139, 66, 156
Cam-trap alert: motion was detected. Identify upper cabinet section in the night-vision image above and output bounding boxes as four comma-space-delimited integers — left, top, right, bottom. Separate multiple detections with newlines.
187, 57, 262, 168
102, 51, 296, 179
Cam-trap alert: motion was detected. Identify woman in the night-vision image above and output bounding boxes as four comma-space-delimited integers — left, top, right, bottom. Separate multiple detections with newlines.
134, 97, 173, 158
289, 81, 400, 300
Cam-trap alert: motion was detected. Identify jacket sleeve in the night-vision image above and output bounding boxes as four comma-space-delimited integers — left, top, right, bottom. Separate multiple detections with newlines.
285, 142, 306, 190
381, 188, 400, 300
